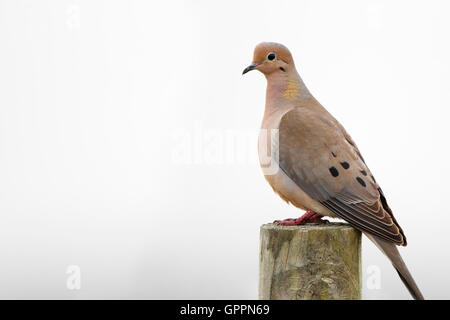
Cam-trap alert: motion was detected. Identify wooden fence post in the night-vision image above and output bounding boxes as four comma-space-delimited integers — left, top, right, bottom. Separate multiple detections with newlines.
259, 223, 361, 300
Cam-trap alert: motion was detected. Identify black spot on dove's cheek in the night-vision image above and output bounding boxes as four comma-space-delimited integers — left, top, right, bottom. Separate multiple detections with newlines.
329, 167, 339, 177
279, 67, 286, 72
360, 170, 367, 176
340, 162, 350, 169
356, 177, 366, 187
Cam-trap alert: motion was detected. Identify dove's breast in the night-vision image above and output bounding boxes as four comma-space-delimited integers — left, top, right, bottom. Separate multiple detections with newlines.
258, 106, 336, 217
262, 160, 336, 217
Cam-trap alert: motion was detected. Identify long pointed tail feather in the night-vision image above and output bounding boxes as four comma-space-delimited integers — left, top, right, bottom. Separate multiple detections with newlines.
365, 233, 424, 300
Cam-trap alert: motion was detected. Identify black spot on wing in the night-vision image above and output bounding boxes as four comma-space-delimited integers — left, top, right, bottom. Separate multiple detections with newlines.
360, 170, 367, 176
340, 162, 350, 169
356, 177, 366, 187
329, 167, 339, 177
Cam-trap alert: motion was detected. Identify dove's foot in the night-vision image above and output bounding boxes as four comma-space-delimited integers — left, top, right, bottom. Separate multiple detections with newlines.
274, 210, 329, 226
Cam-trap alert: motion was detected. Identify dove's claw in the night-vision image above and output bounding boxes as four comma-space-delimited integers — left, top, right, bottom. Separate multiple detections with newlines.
274, 210, 329, 226
273, 218, 298, 226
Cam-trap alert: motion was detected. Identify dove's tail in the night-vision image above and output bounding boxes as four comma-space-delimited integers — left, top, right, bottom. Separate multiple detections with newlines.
365, 234, 424, 300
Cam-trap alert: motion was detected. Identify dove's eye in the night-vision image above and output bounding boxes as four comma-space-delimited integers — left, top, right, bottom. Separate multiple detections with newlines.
267, 52, 276, 61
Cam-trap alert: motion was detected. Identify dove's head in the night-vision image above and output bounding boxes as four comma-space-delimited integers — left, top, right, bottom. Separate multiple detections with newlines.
242, 42, 295, 76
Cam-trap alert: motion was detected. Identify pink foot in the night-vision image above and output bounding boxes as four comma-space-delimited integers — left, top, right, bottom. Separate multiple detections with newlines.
274, 210, 329, 226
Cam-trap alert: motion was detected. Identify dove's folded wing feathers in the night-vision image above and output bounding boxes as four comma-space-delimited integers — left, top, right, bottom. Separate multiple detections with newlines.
278, 107, 406, 245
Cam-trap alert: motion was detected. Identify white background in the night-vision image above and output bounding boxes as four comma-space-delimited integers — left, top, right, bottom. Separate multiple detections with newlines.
0, 0, 449, 299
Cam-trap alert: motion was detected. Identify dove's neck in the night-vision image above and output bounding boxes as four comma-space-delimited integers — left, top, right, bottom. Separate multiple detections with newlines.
264, 69, 312, 119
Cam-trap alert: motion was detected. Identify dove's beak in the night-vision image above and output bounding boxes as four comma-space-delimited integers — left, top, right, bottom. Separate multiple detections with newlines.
242, 63, 259, 75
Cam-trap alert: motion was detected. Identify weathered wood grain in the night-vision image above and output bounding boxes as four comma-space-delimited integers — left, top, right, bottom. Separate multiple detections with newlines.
259, 223, 361, 300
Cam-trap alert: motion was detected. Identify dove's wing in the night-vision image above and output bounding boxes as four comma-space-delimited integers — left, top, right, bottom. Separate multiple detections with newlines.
278, 106, 406, 246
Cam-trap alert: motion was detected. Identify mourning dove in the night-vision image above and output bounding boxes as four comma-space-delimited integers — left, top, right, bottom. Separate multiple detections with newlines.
243, 42, 424, 300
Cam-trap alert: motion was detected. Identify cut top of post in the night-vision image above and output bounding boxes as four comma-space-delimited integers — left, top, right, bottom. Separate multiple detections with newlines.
260, 222, 357, 232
